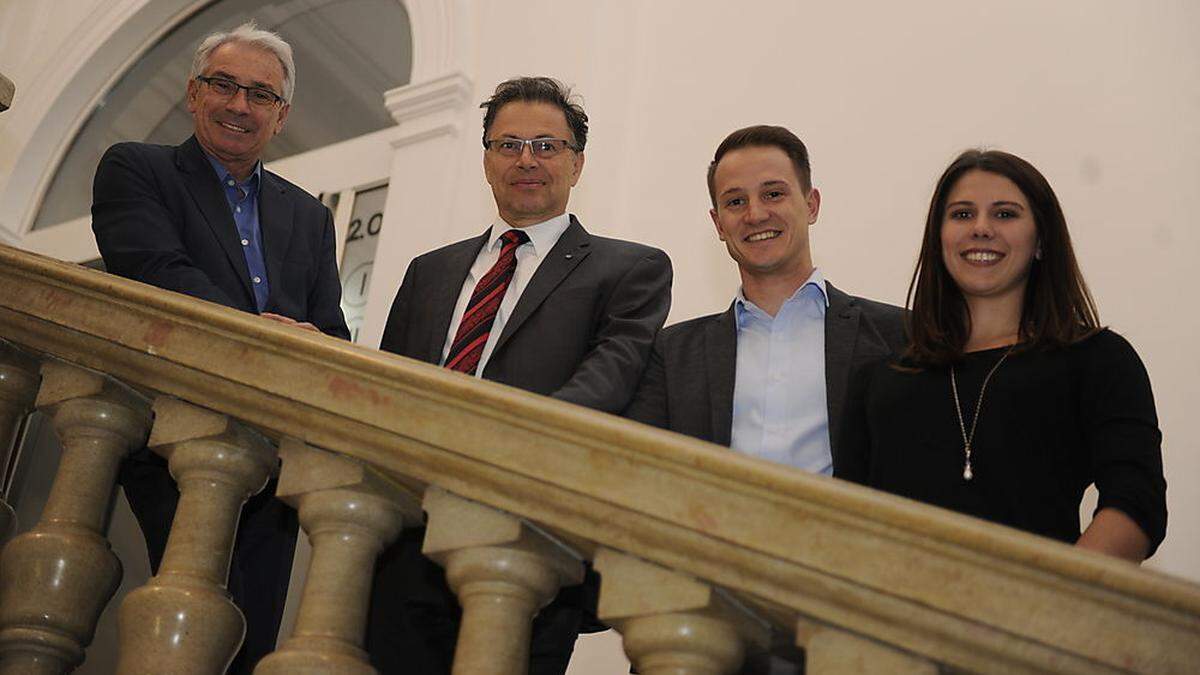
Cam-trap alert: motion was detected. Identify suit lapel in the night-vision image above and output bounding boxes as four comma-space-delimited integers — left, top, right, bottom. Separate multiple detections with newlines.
706, 303, 738, 447
492, 216, 590, 356
176, 137, 255, 304
824, 283, 860, 463
426, 232, 489, 363
258, 171, 293, 312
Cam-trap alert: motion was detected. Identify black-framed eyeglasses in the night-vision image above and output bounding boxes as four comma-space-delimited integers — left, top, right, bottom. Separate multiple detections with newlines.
195, 75, 285, 108
484, 137, 577, 158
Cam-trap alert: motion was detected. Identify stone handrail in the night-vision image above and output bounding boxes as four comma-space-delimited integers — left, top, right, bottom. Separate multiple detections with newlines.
1, 241, 1198, 674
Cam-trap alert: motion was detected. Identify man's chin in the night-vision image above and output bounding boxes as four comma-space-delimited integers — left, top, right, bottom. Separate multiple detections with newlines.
204, 141, 253, 164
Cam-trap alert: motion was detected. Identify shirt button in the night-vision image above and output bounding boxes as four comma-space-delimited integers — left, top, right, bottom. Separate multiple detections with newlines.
235, 206, 242, 213
253, 276, 262, 284
227, 179, 235, 187
241, 239, 249, 246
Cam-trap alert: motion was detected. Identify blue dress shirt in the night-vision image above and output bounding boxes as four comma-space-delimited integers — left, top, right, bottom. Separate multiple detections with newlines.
731, 269, 831, 474
204, 152, 270, 311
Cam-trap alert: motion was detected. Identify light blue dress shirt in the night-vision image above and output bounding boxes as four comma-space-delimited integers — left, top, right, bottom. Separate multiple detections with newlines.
731, 269, 832, 475
204, 152, 269, 312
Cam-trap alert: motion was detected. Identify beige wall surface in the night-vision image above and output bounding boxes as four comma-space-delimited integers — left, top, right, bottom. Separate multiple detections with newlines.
1, 0, 1195, 587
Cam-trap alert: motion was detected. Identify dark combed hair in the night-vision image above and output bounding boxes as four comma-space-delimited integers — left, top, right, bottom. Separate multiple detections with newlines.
707, 125, 812, 207
479, 76, 589, 151
905, 149, 1100, 367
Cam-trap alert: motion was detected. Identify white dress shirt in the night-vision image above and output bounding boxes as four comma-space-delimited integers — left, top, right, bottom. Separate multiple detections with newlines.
440, 213, 572, 376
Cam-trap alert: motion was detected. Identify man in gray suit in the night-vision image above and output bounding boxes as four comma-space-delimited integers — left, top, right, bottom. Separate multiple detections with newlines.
626, 125, 904, 480
370, 76, 672, 675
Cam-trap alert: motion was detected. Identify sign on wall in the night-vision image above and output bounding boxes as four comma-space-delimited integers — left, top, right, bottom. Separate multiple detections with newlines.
338, 184, 388, 343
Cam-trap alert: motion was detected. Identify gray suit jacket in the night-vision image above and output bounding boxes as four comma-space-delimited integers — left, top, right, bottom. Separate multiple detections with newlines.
380, 215, 673, 412
623, 283, 905, 473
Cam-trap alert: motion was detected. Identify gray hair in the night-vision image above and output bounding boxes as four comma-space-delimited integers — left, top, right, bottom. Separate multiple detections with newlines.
189, 21, 295, 103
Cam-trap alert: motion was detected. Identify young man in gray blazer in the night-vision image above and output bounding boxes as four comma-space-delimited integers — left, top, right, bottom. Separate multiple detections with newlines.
371, 76, 672, 675
626, 125, 904, 481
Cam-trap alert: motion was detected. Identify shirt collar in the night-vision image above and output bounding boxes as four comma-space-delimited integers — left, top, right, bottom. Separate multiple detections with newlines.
735, 268, 829, 325
489, 212, 571, 255
202, 149, 261, 192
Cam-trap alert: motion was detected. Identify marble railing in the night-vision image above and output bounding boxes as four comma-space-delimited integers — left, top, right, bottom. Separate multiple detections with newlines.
0, 242, 1198, 674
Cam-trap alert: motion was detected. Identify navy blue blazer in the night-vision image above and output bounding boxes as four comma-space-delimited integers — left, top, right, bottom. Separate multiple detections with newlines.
92, 135, 349, 339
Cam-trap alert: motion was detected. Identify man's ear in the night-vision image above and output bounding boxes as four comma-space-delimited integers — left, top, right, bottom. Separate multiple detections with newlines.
274, 103, 290, 135
185, 79, 200, 114
806, 187, 821, 224
569, 151, 585, 187
710, 208, 726, 242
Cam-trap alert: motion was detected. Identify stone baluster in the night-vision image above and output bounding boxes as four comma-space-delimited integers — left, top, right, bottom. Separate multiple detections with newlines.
116, 397, 276, 674
0, 361, 151, 674
594, 548, 769, 675
256, 439, 422, 674
0, 341, 41, 545
422, 487, 584, 675
0, 71, 13, 113
802, 626, 937, 674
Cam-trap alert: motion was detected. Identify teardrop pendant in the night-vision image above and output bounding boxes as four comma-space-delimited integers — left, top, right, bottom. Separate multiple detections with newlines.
963, 461, 973, 481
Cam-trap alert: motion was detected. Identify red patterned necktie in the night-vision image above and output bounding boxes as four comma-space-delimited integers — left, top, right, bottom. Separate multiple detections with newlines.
444, 229, 530, 375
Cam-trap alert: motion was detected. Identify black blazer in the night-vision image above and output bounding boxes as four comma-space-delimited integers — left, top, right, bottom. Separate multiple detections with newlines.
92, 136, 349, 339
623, 284, 905, 472
380, 216, 672, 413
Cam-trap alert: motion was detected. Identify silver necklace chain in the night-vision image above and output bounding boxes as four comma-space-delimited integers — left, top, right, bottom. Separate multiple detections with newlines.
950, 344, 1016, 481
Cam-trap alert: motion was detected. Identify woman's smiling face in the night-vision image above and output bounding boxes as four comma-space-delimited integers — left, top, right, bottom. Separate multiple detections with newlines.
940, 169, 1038, 304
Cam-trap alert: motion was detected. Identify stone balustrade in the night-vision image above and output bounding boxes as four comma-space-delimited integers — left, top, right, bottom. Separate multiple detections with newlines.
258, 439, 422, 674
117, 397, 278, 674
0, 361, 150, 674
0, 72, 13, 113
423, 487, 585, 675
0, 340, 40, 546
1, 240, 1199, 675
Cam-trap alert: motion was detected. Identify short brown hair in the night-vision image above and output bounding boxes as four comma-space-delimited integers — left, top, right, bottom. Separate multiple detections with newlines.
707, 125, 812, 208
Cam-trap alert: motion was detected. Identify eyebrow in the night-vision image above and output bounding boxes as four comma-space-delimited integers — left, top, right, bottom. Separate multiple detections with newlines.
718, 179, 790, 199
210, 70, 278, 92
945, 200, 1026, 210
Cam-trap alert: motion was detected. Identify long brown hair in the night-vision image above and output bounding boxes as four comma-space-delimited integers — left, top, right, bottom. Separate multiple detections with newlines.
905, 149, 1100, 366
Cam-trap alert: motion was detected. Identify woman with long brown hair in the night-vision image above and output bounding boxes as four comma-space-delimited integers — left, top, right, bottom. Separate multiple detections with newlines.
839, 149, 1166, 561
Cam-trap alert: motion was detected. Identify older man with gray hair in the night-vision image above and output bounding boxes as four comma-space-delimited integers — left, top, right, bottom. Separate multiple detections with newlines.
91, 21, 348, 672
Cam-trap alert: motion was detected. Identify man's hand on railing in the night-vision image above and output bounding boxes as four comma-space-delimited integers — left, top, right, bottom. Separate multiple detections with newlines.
261, 312, 320, 333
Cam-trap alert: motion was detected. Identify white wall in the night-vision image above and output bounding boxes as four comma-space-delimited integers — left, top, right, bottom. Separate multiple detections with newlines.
1, 0, 1195, 591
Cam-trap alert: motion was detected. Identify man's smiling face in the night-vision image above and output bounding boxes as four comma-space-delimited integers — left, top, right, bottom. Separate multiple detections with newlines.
483, 100, 584, 228
709, 145, 820, 281
187, 41, 289, 178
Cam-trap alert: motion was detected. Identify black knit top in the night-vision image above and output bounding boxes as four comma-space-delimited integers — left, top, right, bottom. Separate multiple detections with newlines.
839, 329, 1167, 554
